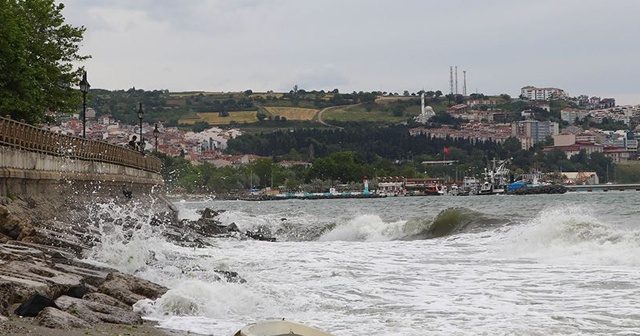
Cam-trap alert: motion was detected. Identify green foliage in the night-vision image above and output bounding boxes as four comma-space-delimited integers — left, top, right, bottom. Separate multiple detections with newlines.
192, 121, 211, 133
307, 151, 366, 182
0, 0, 89, 124
613, 162, 640, 183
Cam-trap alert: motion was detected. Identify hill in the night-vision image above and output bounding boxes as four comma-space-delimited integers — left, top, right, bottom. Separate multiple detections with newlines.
87, 89, 511, 132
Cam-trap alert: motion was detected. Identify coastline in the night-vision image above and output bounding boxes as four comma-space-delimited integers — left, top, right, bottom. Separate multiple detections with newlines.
0, 316, 183, 336
0, 192, 193, 336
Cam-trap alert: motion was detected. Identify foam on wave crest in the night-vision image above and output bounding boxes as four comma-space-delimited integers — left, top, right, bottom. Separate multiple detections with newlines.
317, 214, 408, 242
499, 205, 640, 265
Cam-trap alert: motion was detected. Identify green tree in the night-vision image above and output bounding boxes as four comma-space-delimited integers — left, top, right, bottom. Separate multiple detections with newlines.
0, 0, 89, 123
250, 158, 275, 188
392, 104, 405, 117
192, 121, 211, 132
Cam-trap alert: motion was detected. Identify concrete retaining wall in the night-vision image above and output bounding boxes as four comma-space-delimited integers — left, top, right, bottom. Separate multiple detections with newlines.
0, 146, 164, 199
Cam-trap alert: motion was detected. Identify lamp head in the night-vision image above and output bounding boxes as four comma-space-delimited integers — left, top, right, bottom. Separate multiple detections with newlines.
137, 103, 143, 119
79, 71, 90, 93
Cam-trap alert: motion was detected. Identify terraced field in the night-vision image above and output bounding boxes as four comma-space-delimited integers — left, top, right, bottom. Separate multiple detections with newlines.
264, 107, 318, 120
179, 111, 258, 125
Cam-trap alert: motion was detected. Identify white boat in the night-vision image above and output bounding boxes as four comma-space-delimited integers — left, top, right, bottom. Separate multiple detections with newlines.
234, 319, 334, 336
478, 158, 510, 195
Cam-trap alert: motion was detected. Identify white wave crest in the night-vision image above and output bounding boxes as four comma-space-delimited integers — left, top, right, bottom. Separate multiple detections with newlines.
318, 214, 407, 242
499, 205, 640, 265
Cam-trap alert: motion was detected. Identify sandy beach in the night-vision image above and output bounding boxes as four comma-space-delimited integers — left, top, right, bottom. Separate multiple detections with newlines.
0, 315, 192, 336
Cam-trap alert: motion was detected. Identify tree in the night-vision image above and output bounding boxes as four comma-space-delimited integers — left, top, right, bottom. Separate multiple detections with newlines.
0, 0, 89, 124
192, 121, 211, 133
392, 104, 405, 117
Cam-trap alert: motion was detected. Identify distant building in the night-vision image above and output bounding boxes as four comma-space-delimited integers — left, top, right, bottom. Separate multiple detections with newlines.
512, 120, 559, 149
446, 104, 469, 114
560, 108, 589, 124
520, 86, 567, 101
561, 172, 599, 185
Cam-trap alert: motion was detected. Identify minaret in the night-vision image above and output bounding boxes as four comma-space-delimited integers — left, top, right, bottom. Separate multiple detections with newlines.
421, 91, 425, 114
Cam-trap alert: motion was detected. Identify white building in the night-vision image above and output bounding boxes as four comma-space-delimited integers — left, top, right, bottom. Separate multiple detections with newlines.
183, 127, 242, 154
520, 86, 567, 101
560, 108, 589, 124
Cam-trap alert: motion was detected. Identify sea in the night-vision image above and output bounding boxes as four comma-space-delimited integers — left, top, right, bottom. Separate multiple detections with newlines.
82, 191, 640, 336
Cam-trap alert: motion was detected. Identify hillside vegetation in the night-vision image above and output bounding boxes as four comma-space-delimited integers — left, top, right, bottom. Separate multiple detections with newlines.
179, 111, 259, 125
263, 107, 318, 121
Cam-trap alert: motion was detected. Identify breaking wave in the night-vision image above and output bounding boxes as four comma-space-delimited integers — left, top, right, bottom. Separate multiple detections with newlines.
314, 207, 508, 242
499, 205, 640, 266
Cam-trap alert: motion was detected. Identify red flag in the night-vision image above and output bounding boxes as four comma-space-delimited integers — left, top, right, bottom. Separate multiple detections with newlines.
443, 147, 450, 155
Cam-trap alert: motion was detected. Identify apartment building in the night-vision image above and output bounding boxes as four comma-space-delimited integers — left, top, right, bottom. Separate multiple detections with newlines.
512, 120, 559, 149
560, 108, 589, 124
520, 86, 567, 101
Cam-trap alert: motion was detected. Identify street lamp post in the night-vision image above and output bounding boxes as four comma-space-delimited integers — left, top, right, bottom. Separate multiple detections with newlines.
79, 71, 90, 138
153, 123, 159, 153
137, 103, 144, 153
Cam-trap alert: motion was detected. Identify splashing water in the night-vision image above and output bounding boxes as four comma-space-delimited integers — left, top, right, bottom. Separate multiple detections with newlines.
499, 204, 640, 266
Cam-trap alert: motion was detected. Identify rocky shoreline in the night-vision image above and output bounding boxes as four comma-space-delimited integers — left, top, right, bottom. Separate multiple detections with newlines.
0, 192, 249, 335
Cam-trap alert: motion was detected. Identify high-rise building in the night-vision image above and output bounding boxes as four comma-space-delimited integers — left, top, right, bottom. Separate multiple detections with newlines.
512, 120, 559, 149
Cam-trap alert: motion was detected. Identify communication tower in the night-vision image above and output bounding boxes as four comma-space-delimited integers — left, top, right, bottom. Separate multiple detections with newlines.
449, 66, 454, 95
455, 66, 458, 95
463, 70, 467, 96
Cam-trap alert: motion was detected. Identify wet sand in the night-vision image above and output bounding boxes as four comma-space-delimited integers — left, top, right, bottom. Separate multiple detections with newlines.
0, 315, 193, 336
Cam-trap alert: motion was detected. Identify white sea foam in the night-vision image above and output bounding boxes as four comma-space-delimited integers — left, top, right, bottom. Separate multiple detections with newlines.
318, 214, 407, 242
499, 204, 640, 266
84, 195, 640, 336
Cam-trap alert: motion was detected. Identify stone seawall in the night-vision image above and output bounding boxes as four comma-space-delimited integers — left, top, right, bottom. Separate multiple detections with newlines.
0, 146, 164, 198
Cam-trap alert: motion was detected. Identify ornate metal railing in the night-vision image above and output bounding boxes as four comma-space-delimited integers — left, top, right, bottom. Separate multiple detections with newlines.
0, 115, 161, 173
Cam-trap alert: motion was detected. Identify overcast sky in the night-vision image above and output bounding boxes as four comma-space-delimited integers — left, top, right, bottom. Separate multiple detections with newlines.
61, 0, 640, 105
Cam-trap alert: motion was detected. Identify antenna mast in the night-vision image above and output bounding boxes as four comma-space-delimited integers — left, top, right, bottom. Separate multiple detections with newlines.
463, 70, 467, 96
449, 66, 454, 95
455, 66, 458, 95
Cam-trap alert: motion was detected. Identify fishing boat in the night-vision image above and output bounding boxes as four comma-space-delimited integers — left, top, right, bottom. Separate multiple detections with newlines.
233, 320, 334, 336
477, 158, 510, 195
506, 173, 568, 195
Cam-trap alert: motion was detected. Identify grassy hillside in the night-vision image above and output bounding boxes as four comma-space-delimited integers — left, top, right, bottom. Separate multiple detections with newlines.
89, 89, 466, 130
263, 107, 318, 120
179, 111, 258, 125
322, 97, 449, 123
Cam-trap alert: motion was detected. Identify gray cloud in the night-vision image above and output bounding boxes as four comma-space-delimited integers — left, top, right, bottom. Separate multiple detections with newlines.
60, 0, 640, 104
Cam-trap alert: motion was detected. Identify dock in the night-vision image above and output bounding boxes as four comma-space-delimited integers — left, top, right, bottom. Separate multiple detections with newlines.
565, 183, 640, 192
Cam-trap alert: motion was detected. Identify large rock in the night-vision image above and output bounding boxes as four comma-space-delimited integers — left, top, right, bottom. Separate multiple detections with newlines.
38, 306, 92, 329
0, 280, 15, 316
14, 292, 59, 317
0, 205, 34, 241
98, 272, 168, 306
83, 292, 132, 310
0, 259, 83, 301
55, 295, 142, 325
